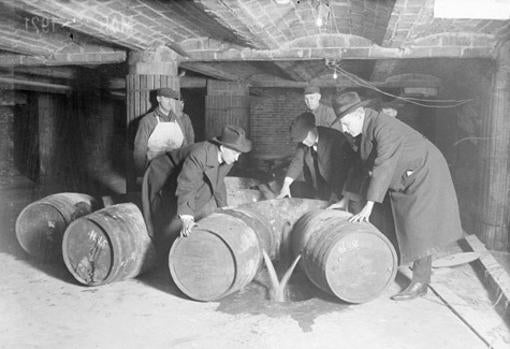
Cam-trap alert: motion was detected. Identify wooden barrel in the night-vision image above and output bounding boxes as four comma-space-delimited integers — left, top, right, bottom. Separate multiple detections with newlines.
291, 209, 398, 303
169, 198, 328, 301
15, 193, 97, 260
62, 203, 156, 286
169, 211, 263, 301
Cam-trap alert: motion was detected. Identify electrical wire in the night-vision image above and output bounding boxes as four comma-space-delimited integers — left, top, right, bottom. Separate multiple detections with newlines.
325, 60, 473, 108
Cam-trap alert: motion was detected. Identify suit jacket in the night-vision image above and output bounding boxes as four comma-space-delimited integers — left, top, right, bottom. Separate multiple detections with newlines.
357, 109, 463, 263
286, 126, 355, 198
133, 108, 195, 176
176, 141, 232, 217
141, 141, 231, 239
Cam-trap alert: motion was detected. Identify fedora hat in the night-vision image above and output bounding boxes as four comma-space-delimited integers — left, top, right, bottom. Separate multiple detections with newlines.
290, 112, 316, 143
212, 125, 252, 153
332, 91, 372, 119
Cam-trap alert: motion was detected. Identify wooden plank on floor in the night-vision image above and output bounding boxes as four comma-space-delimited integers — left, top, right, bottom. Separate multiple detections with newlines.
461, 235, 510, 322
429, 280, 508, 348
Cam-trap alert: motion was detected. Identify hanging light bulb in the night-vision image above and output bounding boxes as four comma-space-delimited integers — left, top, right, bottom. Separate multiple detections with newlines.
316, 16, 323, 27
315, 1, 330, 27
333, 70, 338, 80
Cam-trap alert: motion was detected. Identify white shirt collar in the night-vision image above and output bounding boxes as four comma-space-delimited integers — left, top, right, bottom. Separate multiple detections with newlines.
217, 148, 223, 164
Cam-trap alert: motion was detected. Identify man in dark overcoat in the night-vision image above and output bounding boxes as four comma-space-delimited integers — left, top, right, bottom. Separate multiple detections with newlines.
277, 112, 355, 201
141, 125, 252, 253
330, 91, 464, 301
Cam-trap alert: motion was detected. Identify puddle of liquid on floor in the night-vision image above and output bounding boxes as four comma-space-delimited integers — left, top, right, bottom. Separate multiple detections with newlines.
216, 268, 351, 332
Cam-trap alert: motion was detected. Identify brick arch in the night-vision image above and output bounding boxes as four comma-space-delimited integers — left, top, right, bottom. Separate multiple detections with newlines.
179, 37, 245, 53
282, 33, 374, 49
407, 32, 496, 49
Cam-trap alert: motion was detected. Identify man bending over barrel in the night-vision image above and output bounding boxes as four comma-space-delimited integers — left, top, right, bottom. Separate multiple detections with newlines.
141, 125, 252, 253
328, 91, 464, 301
277, 112, 356, 202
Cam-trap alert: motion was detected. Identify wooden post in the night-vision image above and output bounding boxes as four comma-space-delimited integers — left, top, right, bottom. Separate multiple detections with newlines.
125, 46, 180, 192
479, 40, 510, 251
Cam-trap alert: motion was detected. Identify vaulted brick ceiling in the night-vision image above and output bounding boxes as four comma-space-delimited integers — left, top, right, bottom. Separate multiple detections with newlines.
0, 0, 509, 84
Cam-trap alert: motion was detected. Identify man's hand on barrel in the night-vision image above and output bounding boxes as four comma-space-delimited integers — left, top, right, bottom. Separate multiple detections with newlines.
179, 215, 196, 238
349, 201, 374, 223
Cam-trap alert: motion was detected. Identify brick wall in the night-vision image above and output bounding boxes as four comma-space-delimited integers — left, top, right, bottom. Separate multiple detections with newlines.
249, 88, 307, 158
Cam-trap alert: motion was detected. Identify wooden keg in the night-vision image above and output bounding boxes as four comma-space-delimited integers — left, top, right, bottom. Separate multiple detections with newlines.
169, 210, 267, 301
15, 193, 97, 260
62, 203, 156, 286
291, 209, 398, 303
169, 198, 328, 301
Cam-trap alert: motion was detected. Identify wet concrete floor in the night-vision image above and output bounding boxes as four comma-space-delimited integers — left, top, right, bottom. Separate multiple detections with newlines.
1, 176, 508, 348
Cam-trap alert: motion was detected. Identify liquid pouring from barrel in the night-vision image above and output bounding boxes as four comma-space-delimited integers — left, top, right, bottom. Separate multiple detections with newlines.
168, 198, 328, 302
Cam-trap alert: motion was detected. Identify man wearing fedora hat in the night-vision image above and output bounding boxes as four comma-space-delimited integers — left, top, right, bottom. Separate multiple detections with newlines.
141, 125, 251, 252
134, 87, 195, 176
277, 112, 355, 201
329, 91, 464, 301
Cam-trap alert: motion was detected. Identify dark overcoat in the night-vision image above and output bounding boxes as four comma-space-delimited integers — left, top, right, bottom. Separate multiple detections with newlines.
286, 126, 355, 199
358, 109, 463, 264
141, 141, 231, 239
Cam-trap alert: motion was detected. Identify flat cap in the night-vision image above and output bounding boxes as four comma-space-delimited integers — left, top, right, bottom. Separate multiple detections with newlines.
157, 87, 180, 100
304, 85, 320, 95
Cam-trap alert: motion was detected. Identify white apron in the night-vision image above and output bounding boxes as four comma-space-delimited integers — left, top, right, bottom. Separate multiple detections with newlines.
147, 116, 185, 161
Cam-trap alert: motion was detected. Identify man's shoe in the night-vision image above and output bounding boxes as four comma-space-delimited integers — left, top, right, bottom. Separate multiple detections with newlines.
390, 281, 428, 301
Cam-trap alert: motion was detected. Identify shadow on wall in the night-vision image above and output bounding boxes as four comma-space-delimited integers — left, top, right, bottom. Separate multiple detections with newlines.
13, 92, 39, 182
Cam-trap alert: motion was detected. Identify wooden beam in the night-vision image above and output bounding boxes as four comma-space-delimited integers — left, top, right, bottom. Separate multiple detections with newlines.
181, 45, 494, 61
248, 75, 441, 88
108, 77, 207, 90
0, 75, 71, 93
107, 74, 440, 90
5, 66, 76, 80
461, 235, 510, 323
0, 52, 126, 67
272, 62, 313, 81
180, 62, 239, 81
